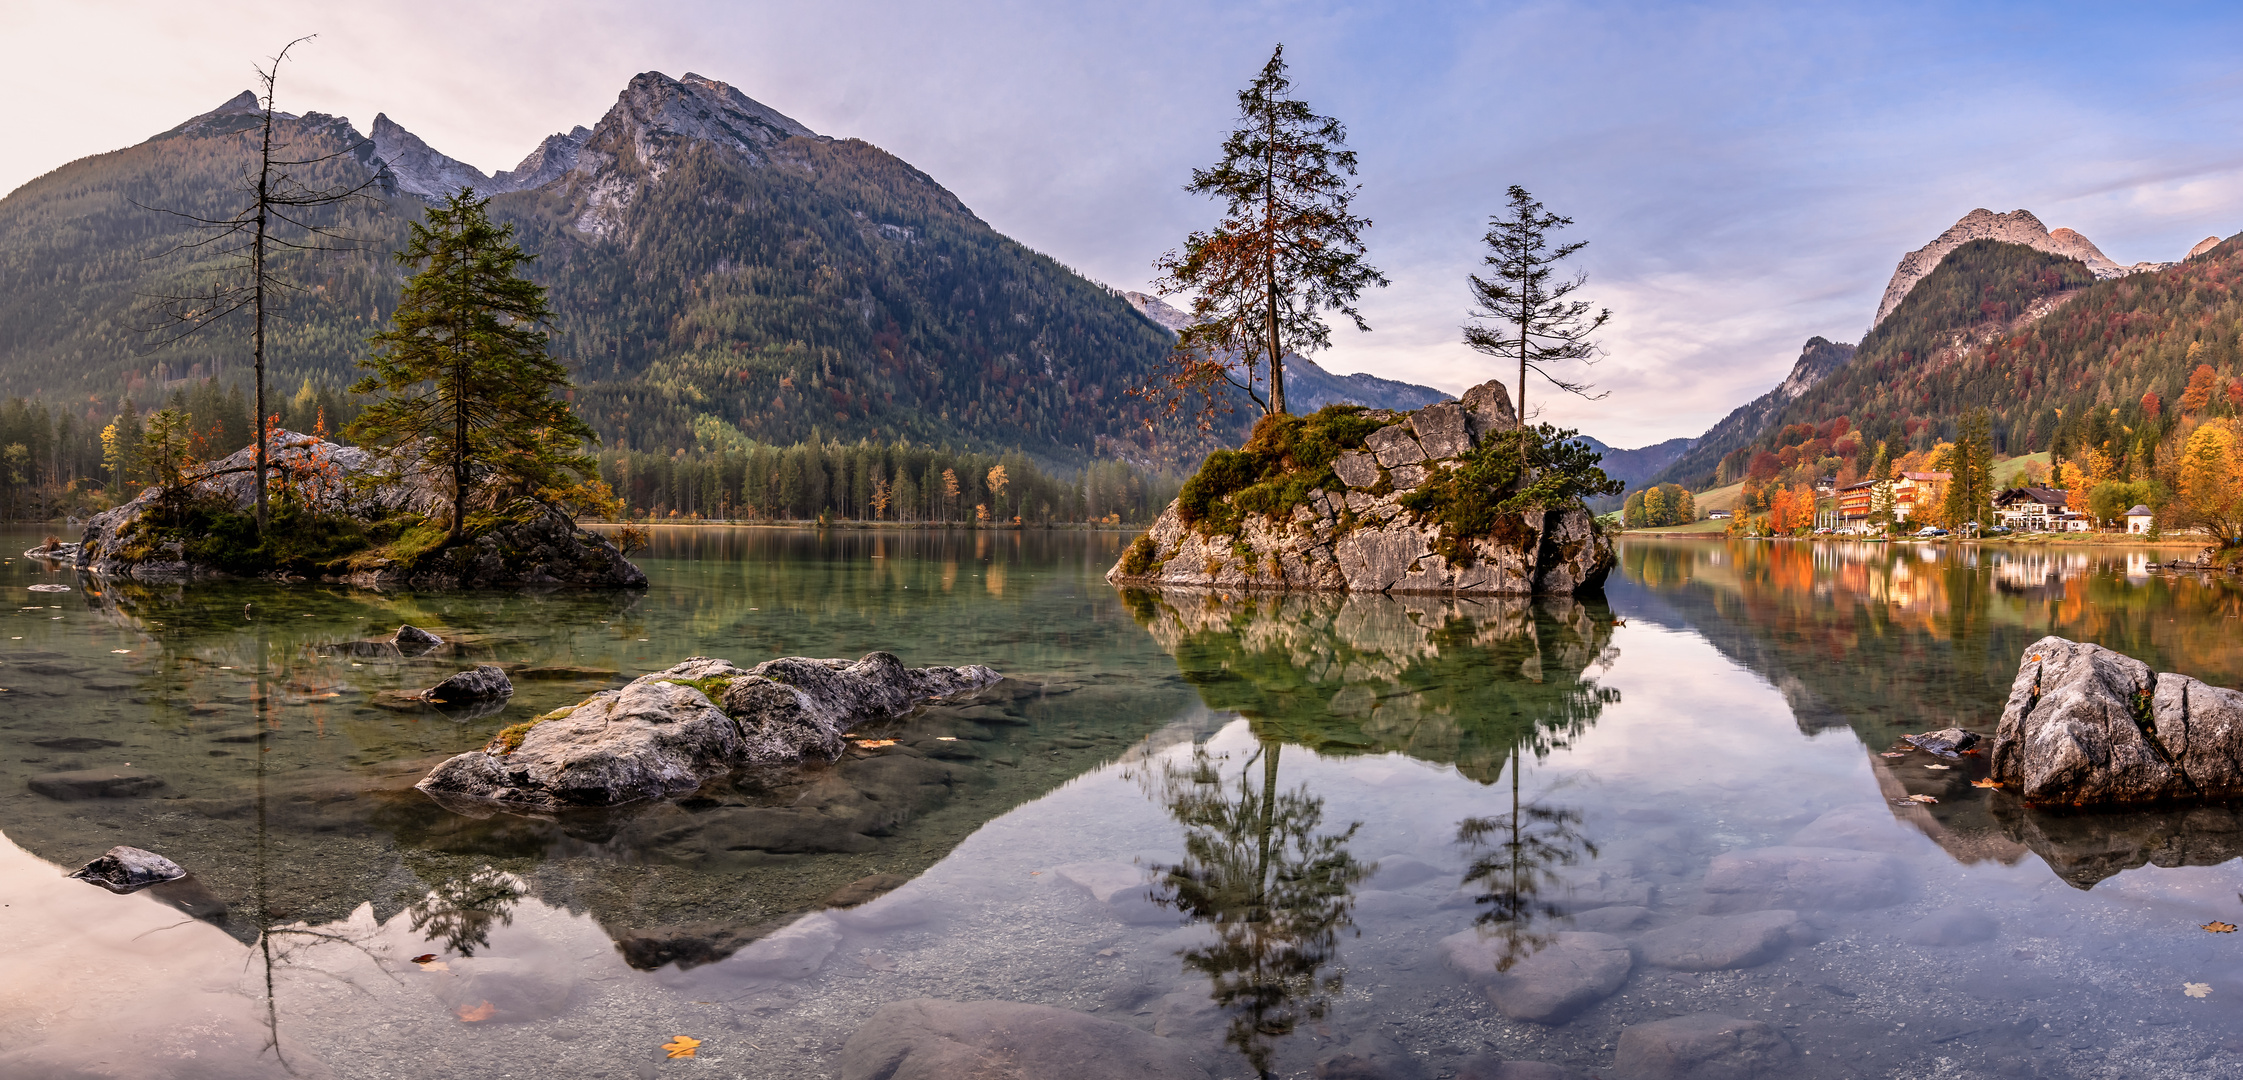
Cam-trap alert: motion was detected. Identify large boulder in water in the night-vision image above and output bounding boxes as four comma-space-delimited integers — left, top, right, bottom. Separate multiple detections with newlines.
416, 652, 1000, 809
1107, 382, 1612, 597
1991, 635, 2243, 805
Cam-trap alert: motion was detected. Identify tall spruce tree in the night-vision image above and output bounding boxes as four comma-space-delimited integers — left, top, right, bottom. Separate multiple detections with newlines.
1145, 45, 1385, 424
1940, 409, 1996, 531
1462, 187, 1611, 462
349, 191, 596, 542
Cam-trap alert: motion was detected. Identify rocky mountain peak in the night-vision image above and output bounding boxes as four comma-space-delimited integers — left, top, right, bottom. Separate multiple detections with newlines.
2188, 235, 2224, 260
1874, 208, 2173, 329
198, 91, 261, 119
1122, 291, 1193, 334
558, 70, 822, 237
368, 113, 495, 199
493, 125, 592, 192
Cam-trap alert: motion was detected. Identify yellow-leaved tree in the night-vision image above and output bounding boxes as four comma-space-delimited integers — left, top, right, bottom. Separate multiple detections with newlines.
2172, 423, 2243, 543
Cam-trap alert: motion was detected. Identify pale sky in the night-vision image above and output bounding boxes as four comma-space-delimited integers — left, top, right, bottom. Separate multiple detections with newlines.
5, 0, 2242, 448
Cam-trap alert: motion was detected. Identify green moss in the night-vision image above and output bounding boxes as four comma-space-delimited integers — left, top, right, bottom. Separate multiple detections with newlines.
1174, 407, 1380, 540
662, 675, 736, 701
489, 704, 578, 754
1118, 533, 1159, 576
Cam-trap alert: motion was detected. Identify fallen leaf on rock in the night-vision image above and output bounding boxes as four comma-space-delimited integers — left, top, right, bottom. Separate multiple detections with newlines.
1926, 764, 1951, 771
1905, 794, 1939, 804
1972, 778, 2003, 789
2205, 922, 2237, 934
1881, 752, 1910, 758
456, 1000, 496, 1022
2186, 982, 2213, 998
664, 1035, 701, 1059
851, 738, 897, 749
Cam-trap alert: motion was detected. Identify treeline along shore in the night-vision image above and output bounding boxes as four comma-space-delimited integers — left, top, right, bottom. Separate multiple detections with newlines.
0, 383, 1180, 526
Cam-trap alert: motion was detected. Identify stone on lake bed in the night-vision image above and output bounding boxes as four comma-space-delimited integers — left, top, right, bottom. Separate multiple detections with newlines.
826, 873, 911, 908
1612, 1013, 1795, 1080
1635, 910, 1810, 970
1441, 929, 1632, 1023
68, 845, 187, 892
29, 768, 164, 800
838, 998, 1212, 1080
1697, 846, 1905, 913
1904, 727, 1980, 757
30, 736, 121, 751
1458, 1058, 1588, 1080
394, 624, 442, 647
423, 664, 514, 703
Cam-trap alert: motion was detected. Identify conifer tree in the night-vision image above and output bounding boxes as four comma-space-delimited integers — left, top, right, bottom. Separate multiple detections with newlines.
1145, 45, 1385, 424
1463, 187, 1611, 462
1939, 409, 1996, 531
349, 190, 596, 542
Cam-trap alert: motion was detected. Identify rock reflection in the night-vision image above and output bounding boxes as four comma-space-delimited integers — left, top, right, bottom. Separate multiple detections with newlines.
1123, 589, 1620, 782
1989, 801, 2243, 889
1146, 742, 1367, 1080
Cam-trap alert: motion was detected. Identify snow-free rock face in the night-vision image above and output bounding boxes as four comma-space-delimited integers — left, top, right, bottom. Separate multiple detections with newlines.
74, 430, 645, 588
559, 70, 821, 237
1991, 636, 2243, 806
1874, 209, 2172, 328
1108, 382, 1613, 597
416, 652, 1000, 809
370, 113, 496, 198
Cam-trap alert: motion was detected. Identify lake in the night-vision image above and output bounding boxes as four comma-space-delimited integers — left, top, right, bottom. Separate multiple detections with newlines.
3, 530, 2241, 1079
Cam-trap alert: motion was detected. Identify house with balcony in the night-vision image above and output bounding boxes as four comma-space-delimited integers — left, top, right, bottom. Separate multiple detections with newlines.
1835, 480, 1877, 532
1892, 471, 1950, 522
1993, 487, 2069, 532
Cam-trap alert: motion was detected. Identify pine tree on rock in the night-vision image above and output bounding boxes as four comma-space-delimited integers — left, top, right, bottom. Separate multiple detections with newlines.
1144, 44, 1385, 425
349, 190, 597, 543
1463, 187, 1611, 463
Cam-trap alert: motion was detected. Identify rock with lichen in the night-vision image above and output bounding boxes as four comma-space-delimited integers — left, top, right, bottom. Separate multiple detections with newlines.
1108, 381, 1613, 596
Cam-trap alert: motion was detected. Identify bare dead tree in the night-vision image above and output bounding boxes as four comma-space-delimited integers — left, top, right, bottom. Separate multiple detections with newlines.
140, 36, 383, 534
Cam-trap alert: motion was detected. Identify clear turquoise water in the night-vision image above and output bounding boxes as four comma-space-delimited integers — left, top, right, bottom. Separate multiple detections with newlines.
4, 530, 2242, 1079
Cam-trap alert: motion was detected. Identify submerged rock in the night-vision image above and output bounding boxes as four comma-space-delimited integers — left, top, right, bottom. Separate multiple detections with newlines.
1441, 929, 1632, 1023
29, 768, 165, 800
394, 624, 443, 647
1612, 1013, 1794, 1080
68, 845, 187, 892
1107, 382, 1613, 597
1635, 911, 1810, 971
1992, 635, 2243, 805
1698, 846, 1905, 913
838, 998, 1212, 1080
1904, 727, 1980, 757
416, 652, 1000, 809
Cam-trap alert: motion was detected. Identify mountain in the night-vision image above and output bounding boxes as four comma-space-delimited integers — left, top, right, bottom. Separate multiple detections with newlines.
1579, 435, 1693, 489
1647, 337, 1856, 488
0, 71, 1218, 465
1117, 291, 1448, 413
1872, 208, 2172, 329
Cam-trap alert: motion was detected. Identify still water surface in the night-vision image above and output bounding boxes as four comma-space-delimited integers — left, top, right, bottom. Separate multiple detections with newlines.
3, 531, 2242, 1079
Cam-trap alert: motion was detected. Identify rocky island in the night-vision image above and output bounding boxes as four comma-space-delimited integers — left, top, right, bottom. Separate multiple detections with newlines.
74, 431, 645, 588
1108, 381, 1615, 595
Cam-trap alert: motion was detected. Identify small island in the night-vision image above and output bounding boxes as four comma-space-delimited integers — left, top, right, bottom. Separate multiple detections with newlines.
1107, 381, 1615, 596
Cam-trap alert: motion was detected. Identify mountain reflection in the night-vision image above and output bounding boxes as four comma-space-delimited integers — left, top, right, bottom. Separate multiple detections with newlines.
1620, 538, 2243, 886
1146, 743, 1366, 1079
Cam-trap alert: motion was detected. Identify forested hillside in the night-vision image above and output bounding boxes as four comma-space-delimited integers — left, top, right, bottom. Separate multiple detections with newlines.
0, 74, 1237, 481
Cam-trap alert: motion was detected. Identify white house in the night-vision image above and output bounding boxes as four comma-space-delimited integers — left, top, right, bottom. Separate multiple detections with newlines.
2126, 505, 2155, 534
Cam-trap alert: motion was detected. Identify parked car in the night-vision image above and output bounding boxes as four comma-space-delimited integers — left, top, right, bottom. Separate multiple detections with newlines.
1914, 526, 1948, 537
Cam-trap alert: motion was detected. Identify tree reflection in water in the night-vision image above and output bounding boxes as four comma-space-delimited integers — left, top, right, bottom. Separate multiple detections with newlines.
1126, 589, 1622, 1074
1148, 741, 1367, 1079
407, 867, 530, 956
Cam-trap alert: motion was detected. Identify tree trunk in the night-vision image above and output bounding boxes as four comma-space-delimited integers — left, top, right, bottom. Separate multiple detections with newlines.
1263, 112, 1286, 416
251, 103, 274, 535
451, 355, 468, 543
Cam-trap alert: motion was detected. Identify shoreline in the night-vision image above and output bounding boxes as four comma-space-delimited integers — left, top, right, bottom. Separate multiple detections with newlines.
1617, 530, 2215, 548
578, 520, 1147, 533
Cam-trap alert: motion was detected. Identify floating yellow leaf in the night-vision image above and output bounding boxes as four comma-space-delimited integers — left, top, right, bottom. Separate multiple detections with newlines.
1972, 778, 2003, 789
2206, 922, 2238, 933
2186, 982, 2213, 998
1905, 794, 1938, 804
852, 738, 897, 749
664, 1035, 701, 1059
456, 1000, 497, 1022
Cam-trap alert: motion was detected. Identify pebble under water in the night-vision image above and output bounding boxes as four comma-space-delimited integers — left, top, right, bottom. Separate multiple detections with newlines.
4, 529, 2243, 1079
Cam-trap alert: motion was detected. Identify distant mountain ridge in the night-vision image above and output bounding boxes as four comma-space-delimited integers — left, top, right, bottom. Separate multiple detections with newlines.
1648, 337, 1855, 489
1119, 291, 1449, 413
1872, 208, 2178, 329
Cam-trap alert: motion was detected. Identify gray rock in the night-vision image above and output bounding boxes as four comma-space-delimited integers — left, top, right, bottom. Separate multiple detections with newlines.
1334, 451, 1383, 489
1990, 636, 2243, 805
416, 652, 998, 808
1565, 905, 1649, 932
1458, 1058, 1587, 1080
394, 624, 442, 647
1613, 1013, 1794, 1080
1698, 846, 1904, 913
1366, 425, 1429, 468
1410, 401, 1475, 459
1904, 907, 1998, 946
68, 845, 187, 892
1389, 463, 1429, 490
424, 665, 513, 703
1905, 727, 1980, 757
1636, 911, 1809, 970
838, 998, 1211, 1080
1461, 380, 1519, 437
1441, 929, 1632, 1023
29, 768, 165, 800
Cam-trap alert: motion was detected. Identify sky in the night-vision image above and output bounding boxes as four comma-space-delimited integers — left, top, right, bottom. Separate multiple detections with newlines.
6, 0, 2243, 448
